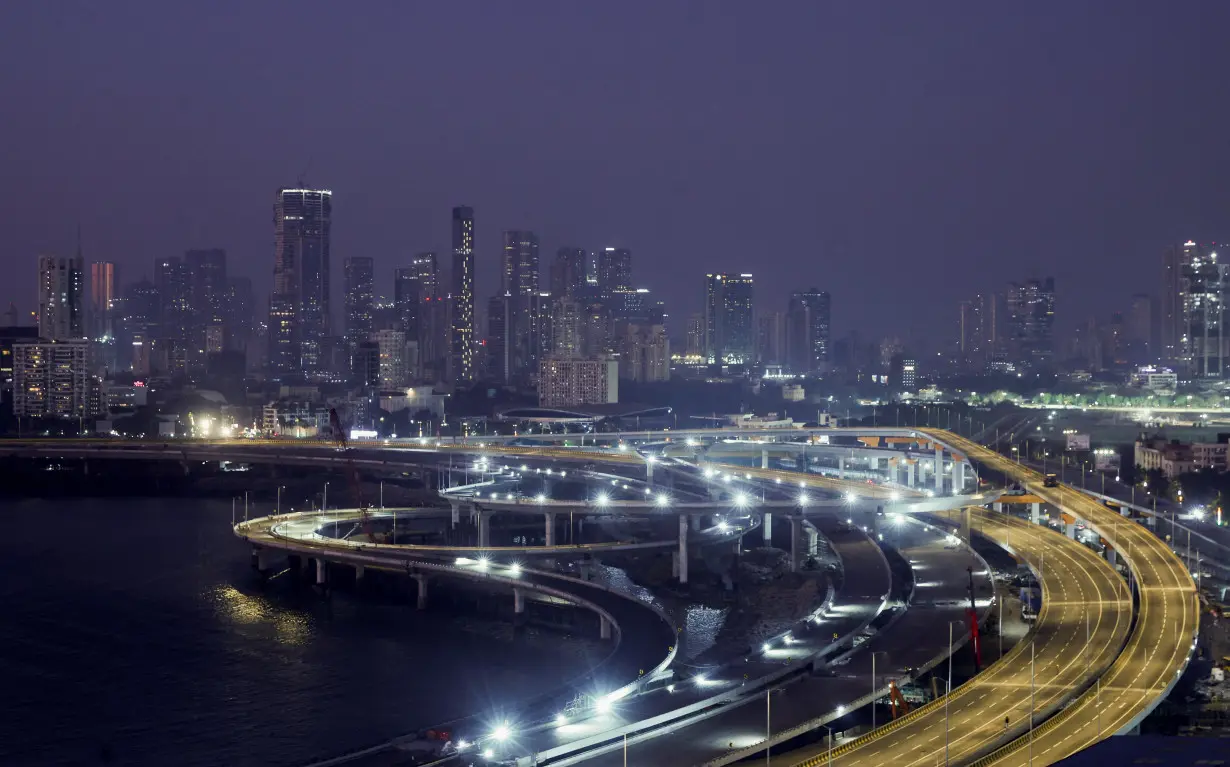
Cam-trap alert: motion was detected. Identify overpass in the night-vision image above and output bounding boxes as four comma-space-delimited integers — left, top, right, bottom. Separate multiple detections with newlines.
922, 430, 1199, 766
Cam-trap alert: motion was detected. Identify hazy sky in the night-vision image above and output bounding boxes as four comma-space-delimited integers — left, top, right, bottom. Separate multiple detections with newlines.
4, 1, 1230, 348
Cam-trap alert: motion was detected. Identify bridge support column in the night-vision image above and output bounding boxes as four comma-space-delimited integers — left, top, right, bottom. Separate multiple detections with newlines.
1030, 502, 1041, 525
763, 512, 773, 545
315, 558, 328, 586
450, 502, 460, 528
413, 575, 428, 610
477, 510, 490, 547
544, 513, 556, 546
838, 457, 846, 480
1066, 522, 1077, 539
514, 588, 525, 615
906, 462, 916, 488
934, 449, 944, 493
691, 514, 702, 532
646, 460, 654, 484
807, 526, 819, 556
678, 514, 689, 584
600, 615, 613, 640
1107, 548, 1118, 566
354, 564, 365, 581
761, 449, 769, 469
954, 461, 965, 494
993, 502, 1004, 513
960, 507, 971, 543
252, 546, 276, 573
790, 518, 803, 573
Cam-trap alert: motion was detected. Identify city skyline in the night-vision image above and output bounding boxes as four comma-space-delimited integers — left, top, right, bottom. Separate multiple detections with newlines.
7, 3, 1230, 344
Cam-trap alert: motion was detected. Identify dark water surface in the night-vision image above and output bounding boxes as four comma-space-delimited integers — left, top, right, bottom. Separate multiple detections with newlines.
0, 498, 601, 767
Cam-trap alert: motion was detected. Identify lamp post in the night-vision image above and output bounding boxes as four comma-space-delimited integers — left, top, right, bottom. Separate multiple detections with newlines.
945, 619, 965, 766
871, 651, 889, 730
1029, 640, 1036, 767
821, 724, 834, 767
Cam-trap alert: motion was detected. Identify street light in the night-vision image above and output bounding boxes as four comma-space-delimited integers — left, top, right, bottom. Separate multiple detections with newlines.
871, 651, 889, 730
945, 619, 966, 766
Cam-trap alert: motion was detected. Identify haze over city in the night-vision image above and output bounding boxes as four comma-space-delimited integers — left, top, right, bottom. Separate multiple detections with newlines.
6, 1, 1230, 347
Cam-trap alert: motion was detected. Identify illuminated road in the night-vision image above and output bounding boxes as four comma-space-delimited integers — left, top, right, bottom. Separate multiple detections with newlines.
929, 430, 1199, 767
775, 509, 1130, 767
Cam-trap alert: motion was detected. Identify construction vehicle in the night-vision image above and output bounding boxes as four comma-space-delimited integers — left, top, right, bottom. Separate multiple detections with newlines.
888, 680, 910, 719
329, 408, 377, 541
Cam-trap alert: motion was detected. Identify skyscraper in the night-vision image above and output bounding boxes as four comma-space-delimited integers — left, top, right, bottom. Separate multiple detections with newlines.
225, 276, 254, 355
1173, 243, 1228, 378
394, 266, 421, 337
597, 247, 632, 294
343, 257, 374, 355
39, 254, 85, 341
703, 273, 755, 364
786, 288, 831, 374
270, 187, 332, 376
501, 231, 541, 381
411, 252, 439, 298
450, 206, 475, 382
551, 247, 588, 298
487, 292, 511, 383
186, 248, 227, 366
1006, 278, 1055, 368
958, 293, 995, 368
89, 261, 118, 341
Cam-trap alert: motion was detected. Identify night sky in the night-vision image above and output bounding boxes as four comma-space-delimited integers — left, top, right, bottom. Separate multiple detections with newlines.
4, 1, 1230, 348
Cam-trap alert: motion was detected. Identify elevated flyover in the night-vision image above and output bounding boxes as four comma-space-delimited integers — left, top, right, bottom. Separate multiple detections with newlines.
927, 430, 1199, 766
775, 507, 1131, 767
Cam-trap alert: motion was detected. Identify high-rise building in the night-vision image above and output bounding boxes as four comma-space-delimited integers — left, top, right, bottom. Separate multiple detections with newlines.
597, 248, 632, 294
38, 255, 85, 341
550, 297, 583, 358
785, 288, 831, 374
224, 276, 254, 356
685, 313, 705, 358
756, 312, 787, 366
703, 273, 755, 364
501, 231, 540, 297
343, 257, 374, 357
411, 252, 439, 298
1006, 278, 1056, 368
13, 339, 93, 418
487, 292, 511, 383
450, 206, 475, 382
539, 357, 619, 406
374, 329, 409, 389
394, 266, 422, 338
1161, 243, 1188, 364
551, 248, 588, 298
0, 326, 39, 405
1175, 243, 1228, 377
957, 293, 995, 368
618, 324, 670, 383
89, 262, 118, 341
185, 249, 227, 368
499, 230, 541, 381
270, 187, 332, 376
1127, 293, 1155, 364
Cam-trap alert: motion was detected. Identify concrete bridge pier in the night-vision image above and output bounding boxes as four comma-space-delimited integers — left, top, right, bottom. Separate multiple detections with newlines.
315, 558, 328, 586
934, 449, 944, 493
1066, 521, 1077, 539
354, 564, 365, 581
600, 615, 613, 640
1031, 503, 1041, 525
477, 510, 491, 547
960, 506, 971, 543
450, 502, 460, 528
906, 462, 916, 488
252, 546, 278, 573
954, 461, 965, 494
646, 459, 655, 484
807, 525, 819, 556
691, 514, 702, 532
838, 457, 846, 480
761, 449, 769, 469
763, 512, 773, 545
1107, 548, 1118, 566
544, 513, 556, 546
514, 587, 526, 616
790, 518, 803, 573
677, 514, 689, 584
413, 575, 428, 610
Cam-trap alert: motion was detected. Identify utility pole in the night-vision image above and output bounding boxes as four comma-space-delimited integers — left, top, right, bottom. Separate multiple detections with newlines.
1029, 640, 1035, 767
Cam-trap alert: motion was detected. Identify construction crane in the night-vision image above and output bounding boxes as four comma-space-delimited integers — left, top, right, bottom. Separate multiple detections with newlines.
329, 408, 377, 541
967, 565, 983, 670
888, 680, 910, 719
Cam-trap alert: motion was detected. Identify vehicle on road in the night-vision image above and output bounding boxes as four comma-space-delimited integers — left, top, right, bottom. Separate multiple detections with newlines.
1043, 473, 1059, 487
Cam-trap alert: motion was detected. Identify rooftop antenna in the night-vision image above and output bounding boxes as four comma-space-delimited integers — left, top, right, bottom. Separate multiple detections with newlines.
298, 157, 313, 188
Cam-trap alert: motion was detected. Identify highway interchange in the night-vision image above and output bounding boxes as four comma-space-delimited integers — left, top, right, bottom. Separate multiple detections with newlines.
0, 425, 1203, 766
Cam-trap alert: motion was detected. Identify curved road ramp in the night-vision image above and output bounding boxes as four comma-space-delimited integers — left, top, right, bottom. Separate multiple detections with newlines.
920, 430, 1199, 767
767, 506, 1130, 767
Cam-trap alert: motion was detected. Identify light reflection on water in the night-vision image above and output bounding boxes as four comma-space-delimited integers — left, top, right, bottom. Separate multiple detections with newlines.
209, 584, 310, 646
